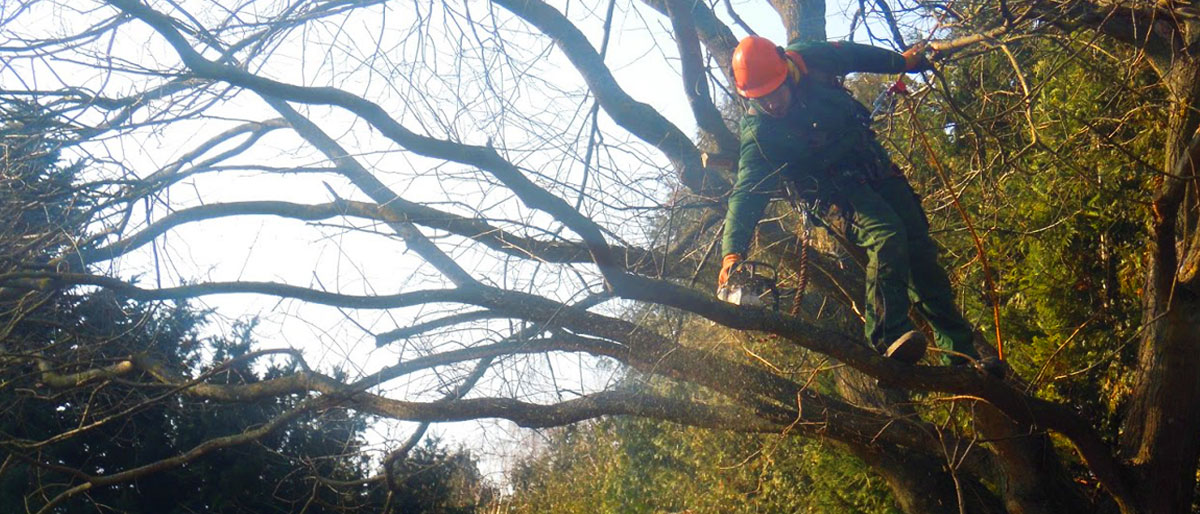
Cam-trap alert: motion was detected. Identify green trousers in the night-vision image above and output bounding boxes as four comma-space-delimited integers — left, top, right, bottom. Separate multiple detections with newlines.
836, 174, 979, 363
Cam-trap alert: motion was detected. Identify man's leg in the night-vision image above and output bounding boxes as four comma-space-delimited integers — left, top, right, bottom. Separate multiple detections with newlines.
870, 176, 979, 362
839, 179, 918, 353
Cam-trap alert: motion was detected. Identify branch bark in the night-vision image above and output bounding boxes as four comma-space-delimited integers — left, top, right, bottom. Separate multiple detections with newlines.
664, 0, 738, 155
491, 0, 728, 194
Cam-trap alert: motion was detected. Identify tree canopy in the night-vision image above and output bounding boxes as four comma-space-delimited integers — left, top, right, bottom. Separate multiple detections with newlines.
3, 1, 1200, 513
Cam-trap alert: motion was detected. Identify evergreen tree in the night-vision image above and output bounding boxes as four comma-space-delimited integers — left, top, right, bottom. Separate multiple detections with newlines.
0, 102, 492, 513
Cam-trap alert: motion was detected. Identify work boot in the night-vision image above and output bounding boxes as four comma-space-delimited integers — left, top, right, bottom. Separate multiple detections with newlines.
974, 356, 1009, 379
952, 356, 1009, 379
881, 330, 927, 365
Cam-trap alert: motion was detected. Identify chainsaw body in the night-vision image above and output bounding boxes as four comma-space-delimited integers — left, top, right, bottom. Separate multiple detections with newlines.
717, 260, 780, 309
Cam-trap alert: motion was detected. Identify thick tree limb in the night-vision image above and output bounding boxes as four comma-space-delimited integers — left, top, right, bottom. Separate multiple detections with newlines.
641, 0, 739, 82
1041, 0, 1185, 65
10, 265, 957, 460
491, 0, 728, 194
80, 197, 670, 274
350, 390, 785, 431
0, 272, 475, 308
605, 272, 1137, 509
258, 96, 478, 286
664, 0, 738, 155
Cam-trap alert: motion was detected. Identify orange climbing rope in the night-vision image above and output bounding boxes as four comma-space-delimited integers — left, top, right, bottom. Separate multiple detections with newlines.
897, 82, 1006, 360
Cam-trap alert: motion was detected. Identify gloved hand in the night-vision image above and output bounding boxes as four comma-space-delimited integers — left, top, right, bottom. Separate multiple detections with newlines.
717, 253, 742, 292
902, 42, 934, 72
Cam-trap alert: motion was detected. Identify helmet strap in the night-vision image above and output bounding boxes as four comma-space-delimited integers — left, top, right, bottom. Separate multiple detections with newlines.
786, 59, 804, 84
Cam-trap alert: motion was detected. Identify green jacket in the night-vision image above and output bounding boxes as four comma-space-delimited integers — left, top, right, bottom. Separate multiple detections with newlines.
721, 41, 908, 257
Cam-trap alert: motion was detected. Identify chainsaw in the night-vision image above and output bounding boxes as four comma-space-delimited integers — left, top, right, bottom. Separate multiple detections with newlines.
716, 260, 781, 309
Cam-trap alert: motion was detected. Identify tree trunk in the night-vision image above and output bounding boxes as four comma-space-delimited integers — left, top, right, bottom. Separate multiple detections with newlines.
769, 0, 826, 42
849, 443, 1005, 514
974, 404, 1097, 514
834, 369, 1008, 513
1122, 289, 1200, 513
1120, 57, 1200, 514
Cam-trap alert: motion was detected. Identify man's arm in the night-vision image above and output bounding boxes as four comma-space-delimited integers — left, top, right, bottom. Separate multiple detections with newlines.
721, 120, 782, 258
789, 41, 909, 76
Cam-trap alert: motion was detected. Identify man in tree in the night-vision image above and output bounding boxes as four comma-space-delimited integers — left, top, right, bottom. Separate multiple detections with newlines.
717, 36, 980, 367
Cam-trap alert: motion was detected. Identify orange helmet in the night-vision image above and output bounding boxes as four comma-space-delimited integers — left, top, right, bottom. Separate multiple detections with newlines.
732, 36, 787, 98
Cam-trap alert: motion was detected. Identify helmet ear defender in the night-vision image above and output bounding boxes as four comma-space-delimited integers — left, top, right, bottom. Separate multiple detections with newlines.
779, 46, 807, 83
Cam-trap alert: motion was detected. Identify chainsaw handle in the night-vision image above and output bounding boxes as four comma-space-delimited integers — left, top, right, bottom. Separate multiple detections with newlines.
730, 260, 776, 279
